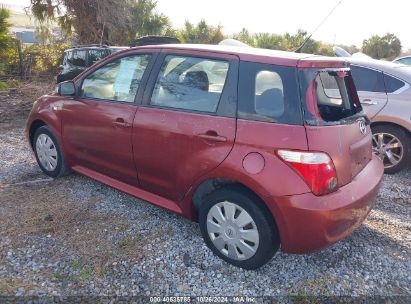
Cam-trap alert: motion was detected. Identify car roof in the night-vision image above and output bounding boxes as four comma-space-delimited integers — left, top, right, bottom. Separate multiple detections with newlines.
65, 47, 109, 52
128, 44, 348, 68
348, 57, 411, 82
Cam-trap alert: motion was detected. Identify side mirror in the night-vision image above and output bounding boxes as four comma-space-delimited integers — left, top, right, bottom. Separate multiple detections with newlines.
58, 81, 76, 96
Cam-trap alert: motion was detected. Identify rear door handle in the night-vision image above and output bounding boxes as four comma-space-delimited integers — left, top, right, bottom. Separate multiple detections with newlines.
113, 118, 131, 128
197, 132, 227, 143
361, 99, 378, 106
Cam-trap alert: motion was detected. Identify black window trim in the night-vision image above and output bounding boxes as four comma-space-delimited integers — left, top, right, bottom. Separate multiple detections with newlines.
352, 64, 409, 95
141, 50, 239, 118
76, 52, 159, 106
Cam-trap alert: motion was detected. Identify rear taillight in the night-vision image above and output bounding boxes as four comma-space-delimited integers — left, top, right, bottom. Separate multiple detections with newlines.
277, 150, 338, 196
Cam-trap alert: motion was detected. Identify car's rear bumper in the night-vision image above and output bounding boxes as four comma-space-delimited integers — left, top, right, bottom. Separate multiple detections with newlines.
267, 155, 384, 254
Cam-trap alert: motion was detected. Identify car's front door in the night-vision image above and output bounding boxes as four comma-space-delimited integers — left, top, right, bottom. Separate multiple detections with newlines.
350, 65, 388, 118
62, 52, 155, 186
133, 51, 239, 201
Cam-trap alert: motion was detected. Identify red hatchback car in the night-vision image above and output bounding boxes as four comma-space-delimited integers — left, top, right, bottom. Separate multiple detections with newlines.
26, 45, 384, 269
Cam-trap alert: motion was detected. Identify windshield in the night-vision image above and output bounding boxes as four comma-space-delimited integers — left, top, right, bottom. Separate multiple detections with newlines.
299, 68, 363, 125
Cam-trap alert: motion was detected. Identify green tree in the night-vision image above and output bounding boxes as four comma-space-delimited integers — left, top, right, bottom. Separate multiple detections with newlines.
35, 22, 54, 45
0, 7, 15, 77
30, 0, 133, 45
255, 33, 287, 50
233, 28, 255, 46
0, 7, 12, 50
362, 33, 402, 59
129, 0, 173, 39
336, 44, 360, 55
177, 20, 225, 44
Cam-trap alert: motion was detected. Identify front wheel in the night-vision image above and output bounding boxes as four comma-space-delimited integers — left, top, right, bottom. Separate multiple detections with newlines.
33, 126, 69, 178
372, 125, 410, 174
199, 185, 280, 270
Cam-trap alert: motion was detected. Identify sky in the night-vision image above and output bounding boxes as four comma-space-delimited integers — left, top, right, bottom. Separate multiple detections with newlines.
1, 0, 410, 49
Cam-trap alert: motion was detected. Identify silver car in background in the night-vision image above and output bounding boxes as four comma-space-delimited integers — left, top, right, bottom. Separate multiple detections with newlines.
347, 58, 411, 173
393, 55, 411, 66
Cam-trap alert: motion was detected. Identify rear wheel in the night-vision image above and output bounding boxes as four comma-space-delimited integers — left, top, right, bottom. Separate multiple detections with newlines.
372, 125, 410, 174
199, 185, 280, 270
33, 126, 69, 178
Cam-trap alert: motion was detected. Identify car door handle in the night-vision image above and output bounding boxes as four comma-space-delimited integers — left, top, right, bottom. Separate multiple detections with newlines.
361, 99, 378, 105
197, 132, 227, 143
113, 119, 131, 128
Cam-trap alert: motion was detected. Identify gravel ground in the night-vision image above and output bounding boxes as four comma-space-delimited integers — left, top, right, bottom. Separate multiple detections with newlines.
0, 97, 410, 299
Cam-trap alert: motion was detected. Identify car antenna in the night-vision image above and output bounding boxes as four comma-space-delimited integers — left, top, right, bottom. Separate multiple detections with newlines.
294, 0, 343, 53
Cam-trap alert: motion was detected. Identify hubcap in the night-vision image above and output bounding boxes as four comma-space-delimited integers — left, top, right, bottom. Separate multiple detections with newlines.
372, 132, 403, 169
36, 134, 58, 171
207, 201, 259, 261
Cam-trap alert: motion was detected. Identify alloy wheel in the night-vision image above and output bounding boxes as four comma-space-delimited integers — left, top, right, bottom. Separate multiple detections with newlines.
372, 132, 404, 169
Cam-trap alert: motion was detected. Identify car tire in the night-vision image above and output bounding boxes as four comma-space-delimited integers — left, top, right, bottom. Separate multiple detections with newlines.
372, 125, 410, 174
33, 126, 70, 178
198, 185, 280, 270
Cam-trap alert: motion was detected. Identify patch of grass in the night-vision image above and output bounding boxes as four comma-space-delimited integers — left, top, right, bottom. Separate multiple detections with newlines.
54, 272, 67, 281
80, 266, 93, 281
0, 82, 8, 91
71, 257, 83, 271
0, 257, 13, 271
288, 273, 335, 297
117, 233, 143, 251
97, 266, 108, 277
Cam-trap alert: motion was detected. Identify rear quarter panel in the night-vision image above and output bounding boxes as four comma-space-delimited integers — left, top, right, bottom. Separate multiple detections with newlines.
181, 120, 311, 218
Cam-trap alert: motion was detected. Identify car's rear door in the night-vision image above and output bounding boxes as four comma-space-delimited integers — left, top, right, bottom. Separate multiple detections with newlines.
350, 65, 388, 118
62, 50, 156, 186
132, 49, 239, 201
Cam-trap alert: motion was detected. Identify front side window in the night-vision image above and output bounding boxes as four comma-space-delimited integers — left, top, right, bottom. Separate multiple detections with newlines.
80, 54, 151, 103
88, 49, 107, 67
72, 50, 87, 67
238, 62, 302, 125
150, 55, 229, 113
350, 66, 385, 93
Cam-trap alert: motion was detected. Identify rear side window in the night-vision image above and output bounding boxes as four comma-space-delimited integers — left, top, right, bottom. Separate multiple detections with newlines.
350, 66, 385, 93
150, 55, 229, 113
88, 49, 107, 67
238, 62, 302, 125
63, 51, 70, 65
72, 50, 87, 67
384, 74, 405, 93
66, 51, 73, 65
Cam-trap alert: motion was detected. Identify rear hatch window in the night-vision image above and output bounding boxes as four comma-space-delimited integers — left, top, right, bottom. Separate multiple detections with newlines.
300, 68, 373, 186
300, 69, 363, 124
